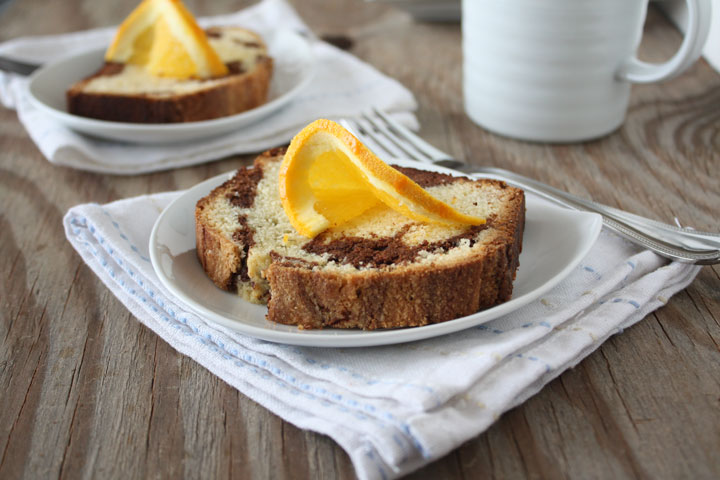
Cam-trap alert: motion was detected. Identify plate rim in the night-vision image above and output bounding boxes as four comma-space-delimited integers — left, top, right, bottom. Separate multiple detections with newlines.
26, 29, 316, 142
149, 162, 603, 347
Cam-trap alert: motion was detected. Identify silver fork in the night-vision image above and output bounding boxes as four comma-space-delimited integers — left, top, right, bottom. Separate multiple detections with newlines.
0, 56, 39, 75
339, 108, 720, 265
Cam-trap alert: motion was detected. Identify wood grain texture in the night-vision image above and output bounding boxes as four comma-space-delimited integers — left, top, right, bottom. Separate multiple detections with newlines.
0, 1, 718, 479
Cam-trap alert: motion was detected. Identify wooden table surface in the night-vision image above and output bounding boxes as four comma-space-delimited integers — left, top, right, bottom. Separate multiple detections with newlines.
1, 0, 718, 478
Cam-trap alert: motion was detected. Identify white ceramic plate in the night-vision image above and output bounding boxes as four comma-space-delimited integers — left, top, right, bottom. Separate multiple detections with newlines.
149, 160, 602, 347
27, 29, 315, 144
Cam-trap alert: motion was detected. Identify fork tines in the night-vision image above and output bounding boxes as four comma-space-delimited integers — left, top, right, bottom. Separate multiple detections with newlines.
341, 109, 456, 166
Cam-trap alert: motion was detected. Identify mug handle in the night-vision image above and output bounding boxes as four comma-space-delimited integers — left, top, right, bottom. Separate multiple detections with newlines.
617, 0, 712, 83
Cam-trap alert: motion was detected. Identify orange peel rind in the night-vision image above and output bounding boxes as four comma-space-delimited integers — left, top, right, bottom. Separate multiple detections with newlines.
279, 119, 486, 238
105, 0, 228, 79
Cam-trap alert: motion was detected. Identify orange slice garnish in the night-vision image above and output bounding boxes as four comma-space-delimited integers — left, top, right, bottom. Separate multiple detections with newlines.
279, 119, 486, 238
105, 0, 228, 79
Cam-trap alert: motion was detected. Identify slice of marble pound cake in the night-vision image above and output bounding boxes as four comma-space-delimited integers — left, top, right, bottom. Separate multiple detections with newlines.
67, 26, 273, 123
195, 148, 525, 330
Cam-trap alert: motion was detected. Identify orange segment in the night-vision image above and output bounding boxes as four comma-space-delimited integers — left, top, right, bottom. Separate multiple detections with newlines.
308, 151, 383, 226
105, 0, 228, 79
279, 119, 486, 238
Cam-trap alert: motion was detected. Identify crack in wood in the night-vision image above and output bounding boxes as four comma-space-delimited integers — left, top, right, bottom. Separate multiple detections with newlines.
0, 356, 43, 470
578, 362, 647, 479
64, 367, 77, 407
4, 272, 39, 344
59, 262, 85, 319
599, 345, 639, 434
655, 314, 678, 348
546, 395, 570, 471
146, 337, 158, 451
58, 386, 83, 479
482, 434, 496, 479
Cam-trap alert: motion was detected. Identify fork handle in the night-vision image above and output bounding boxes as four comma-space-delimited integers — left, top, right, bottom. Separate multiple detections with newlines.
471, 169, 720, 265
484, 168, 720, 248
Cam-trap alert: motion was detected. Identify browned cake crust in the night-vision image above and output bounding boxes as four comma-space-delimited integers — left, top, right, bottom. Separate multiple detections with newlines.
67, 57, 272, 123
265, 187, 524, 330
265, 243, 521, 329
195, 149, 525, 330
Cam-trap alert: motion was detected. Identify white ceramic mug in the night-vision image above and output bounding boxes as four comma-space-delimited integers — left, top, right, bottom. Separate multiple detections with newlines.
462, 0, 712, 142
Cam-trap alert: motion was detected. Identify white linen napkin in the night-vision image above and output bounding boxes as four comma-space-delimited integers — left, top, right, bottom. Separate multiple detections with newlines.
0, 0, 417, 174
63, 190, 700, 480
